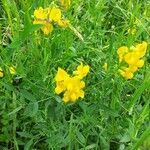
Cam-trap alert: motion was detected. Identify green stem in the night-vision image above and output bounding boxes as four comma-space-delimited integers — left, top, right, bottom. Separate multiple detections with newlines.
68, 113, 74, 150
12, 91, 19, 150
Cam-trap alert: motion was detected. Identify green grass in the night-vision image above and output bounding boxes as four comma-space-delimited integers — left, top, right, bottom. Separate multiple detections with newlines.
0, 0, 150, 149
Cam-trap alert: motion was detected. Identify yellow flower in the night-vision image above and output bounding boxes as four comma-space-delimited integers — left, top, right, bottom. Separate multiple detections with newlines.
117, 46, 128, 62
118, 41, 148, 79
0, 67, 4, 78
49, 6, 62, 23
33, 7, 54, 35
55, 67, 69, 82
57, 19, 69, 28
33, 4, 69, 34
54, 64, 89, 103
73, 63, 90, 79
136, 59, 144, 68
63, 76, 85, 102
119, 68, 134, 79
9, 66, 16, 75
60, 0, 71, 9
124, 52, 139, 65
135, 41, 148, 58
55, 68, 69, 94
55, 81, 66, 94
33, 7, 47, 24
41, 23, 53, 35
128, 65, 138, 73
65, 76, 85, 91
63, 89, 84, 103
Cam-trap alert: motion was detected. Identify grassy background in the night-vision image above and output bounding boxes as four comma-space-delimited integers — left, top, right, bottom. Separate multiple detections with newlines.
0, 0, 150, 149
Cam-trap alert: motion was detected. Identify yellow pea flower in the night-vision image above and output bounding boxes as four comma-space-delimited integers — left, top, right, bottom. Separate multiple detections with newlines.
64, 76, 85, 91
119, 68, 134, 79
63, 76, 85, 102
73, 63, 90, 79
124, 52, 139, 65
55, 68, 70, 94
57, 19, 70, 28
54, 64, 89, 103
33, 7, 54, 35
33, 7, 47, 24
63, 89, 84, 103
128, 65, 138, 73
49, 6, 62, 23
117, 46, 128, 62
136, 59, 144, 68
33, 4, 70, 35
55, 81, 66, 94
55, 67, 69, 82
117, 41, 148, 79
135, 41, 148, 58
41, 23, 53, 35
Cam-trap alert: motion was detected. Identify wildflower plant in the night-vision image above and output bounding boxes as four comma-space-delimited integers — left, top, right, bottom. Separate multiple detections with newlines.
33, 1, 83, 41
33, 4, 69, 35
0, 0, 150, 149
55, 63, 90, 103
118, 41, 148, 79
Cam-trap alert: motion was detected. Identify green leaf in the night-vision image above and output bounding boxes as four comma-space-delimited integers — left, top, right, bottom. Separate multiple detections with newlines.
17, 132, 33, 138
76, 130, 86, 144
80, 144, 97, 150
24, 101, 38, 117
20, 89, 36, 101
24, 139, 33, 150
8, 106, 22, 116
9, 24, 41, 49
120, 134, 131, 143
128, 70, 150, 114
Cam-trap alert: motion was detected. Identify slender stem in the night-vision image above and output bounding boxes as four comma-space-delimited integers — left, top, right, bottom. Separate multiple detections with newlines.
12, 91, 19, 150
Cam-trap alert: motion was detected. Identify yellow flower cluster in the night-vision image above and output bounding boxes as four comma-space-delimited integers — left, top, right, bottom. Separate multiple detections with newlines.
117, 41, 148, 79
33, 4, 69, 35
55, 63, 90, 103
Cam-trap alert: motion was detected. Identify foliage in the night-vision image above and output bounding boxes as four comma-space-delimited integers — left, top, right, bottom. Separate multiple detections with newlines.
0, 0, 150, 149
